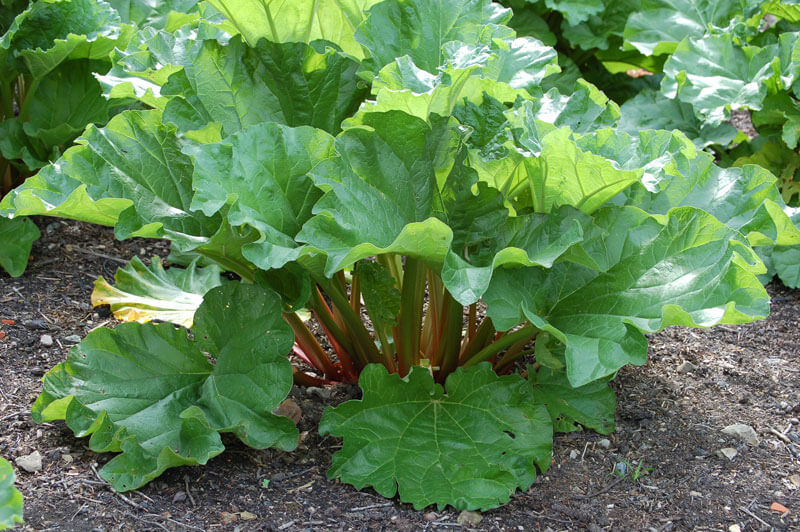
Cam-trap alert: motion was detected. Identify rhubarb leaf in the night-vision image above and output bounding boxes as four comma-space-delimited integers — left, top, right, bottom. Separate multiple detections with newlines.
319, 364, 552, 511
92, 256, 223, 328
0, 216, 40, 278
161, 37, 367, 137
186, 122, 335, 269
205, 0, 382, 58
355, 0, 512, 74
528, 365, 616, 434
32, 282, 297, 492
624, 0, 757, 56
485, 206, 769, 387
0, 0, 133, 78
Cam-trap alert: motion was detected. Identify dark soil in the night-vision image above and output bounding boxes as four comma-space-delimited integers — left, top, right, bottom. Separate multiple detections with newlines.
1, 219, 799, 532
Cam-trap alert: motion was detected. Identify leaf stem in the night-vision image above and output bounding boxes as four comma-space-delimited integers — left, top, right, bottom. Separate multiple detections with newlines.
284, 311, 341, 380
459, 316, 495, 361
395, 257, 425, 376
315, 275, 382, 366
434, 291, 464, 382
462, 324, 537, 369
17, 77, 39, 122
310, 287, 359, 378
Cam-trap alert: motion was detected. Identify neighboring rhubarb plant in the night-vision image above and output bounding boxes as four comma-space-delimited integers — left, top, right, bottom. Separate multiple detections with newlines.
1, 0, 798, 511
0, 0, 204, 276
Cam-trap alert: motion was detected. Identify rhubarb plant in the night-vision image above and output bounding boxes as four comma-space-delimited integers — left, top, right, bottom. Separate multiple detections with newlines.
2, 0, 798, 511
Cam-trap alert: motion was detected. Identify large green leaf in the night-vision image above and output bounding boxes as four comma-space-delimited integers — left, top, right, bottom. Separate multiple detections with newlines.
544, 0, 604, 25
161, 37, 367, 137
0, 456, 23, 530
559, 1, 637, 51
91, 256, 223, 328
185, 122, 336, 269
355, 0, 512, 73
485, 206, 769, 387
624, 0, 757, 56
297, 112, 462, 275
32, 282, 298, 492
319, 364, 552, 511
0, 119, 57, 171
604, 134, 800, 247
351, 34, 559, 124
106, 0, 200, 28
0, 110, 221, 250
0, 0, 133, 78
618, 89, 739, 148
205, 0, 381, 59
661, 32, 797, 125
22, 60, 110, 147
528, 364, 616, 434
0, 216, 40, 278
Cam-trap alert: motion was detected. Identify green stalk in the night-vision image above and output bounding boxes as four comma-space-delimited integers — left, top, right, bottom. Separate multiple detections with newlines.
493, 334, 537, 372
17, 77, 40, 122
315, 275, 383, 366
350, 264, 362, 315
196, 250, 255, 283
394, 257, 425, 376
0, 81, 13, 119
434, 291, 465, 382
467, 303, 477, 340
422, 269, 444, 358
459, 316, 495, 362
462, 324, 537, 369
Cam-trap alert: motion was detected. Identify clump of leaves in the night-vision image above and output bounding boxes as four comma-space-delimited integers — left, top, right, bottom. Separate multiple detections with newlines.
2, 0, 798, 511
505, 0, 800, 287
0, 0, 205, 276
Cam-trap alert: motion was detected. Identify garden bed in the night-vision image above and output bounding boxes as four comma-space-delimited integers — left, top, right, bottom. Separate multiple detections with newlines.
1, 219, 799, 532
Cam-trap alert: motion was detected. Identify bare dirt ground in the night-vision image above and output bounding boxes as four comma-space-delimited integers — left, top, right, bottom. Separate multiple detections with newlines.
1, 218, 799, 531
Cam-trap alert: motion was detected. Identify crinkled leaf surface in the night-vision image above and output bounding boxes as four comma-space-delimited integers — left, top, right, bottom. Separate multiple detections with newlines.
0, 119, 57, 171
0, 0, 132, 78
606, 135, 800, 247
185, 122, 335, 269
32, 282, 298, 492
91, 256, 223, 328
297, 112, 461, 275
205, 0, 381, 58
106, 0, 200, 28
661, 33, 796, 125
0, 110, 221, 250
161, 37, 367, 137
352, 35, 558, 124
559, 1, 637, 51
355, 0, 512, 73
544, 0, 604, 25
624, 0, 756, 56
319, 364, 553, 511
22, 60, 110, 147
485, 206, 769, 387
618, 89, 738, 148
0, 216, 40, 278
0, 456, 23, 530
528, 364, 615, 434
